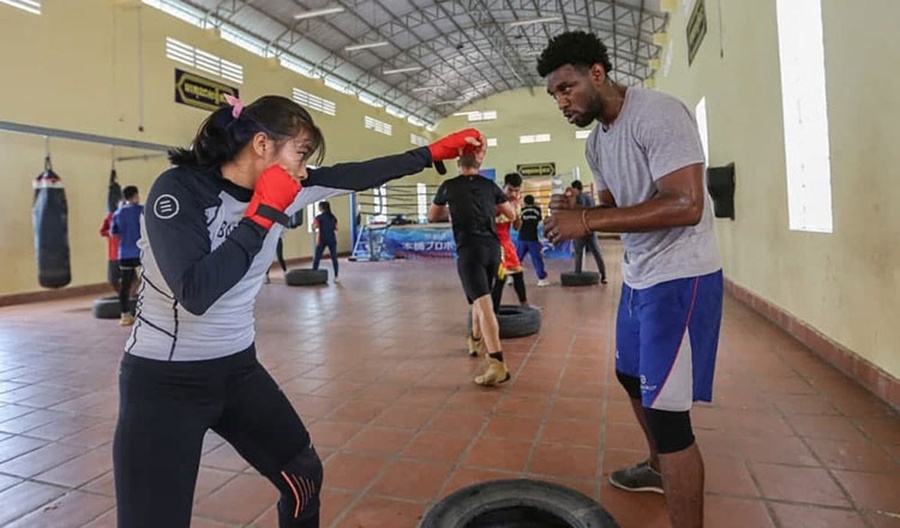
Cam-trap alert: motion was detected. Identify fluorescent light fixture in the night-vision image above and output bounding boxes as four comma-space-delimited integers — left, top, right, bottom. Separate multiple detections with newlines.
383, 66, 423, 75
434, 100, 465, 105
453, 111, 477, 117
508, 16, 561, 28
412, 85, 441, 92
344, 41, 389, 52
293, 6, 344, 20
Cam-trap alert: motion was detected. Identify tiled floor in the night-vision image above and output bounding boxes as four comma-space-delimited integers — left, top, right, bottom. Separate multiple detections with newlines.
0, 240, 898, 527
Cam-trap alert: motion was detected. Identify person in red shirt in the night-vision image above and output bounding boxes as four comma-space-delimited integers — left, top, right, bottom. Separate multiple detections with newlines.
491, 173, 528, 311
100, 209, 121, 293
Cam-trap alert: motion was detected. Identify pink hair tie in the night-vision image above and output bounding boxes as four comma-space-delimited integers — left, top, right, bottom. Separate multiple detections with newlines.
224, 94, 244, 119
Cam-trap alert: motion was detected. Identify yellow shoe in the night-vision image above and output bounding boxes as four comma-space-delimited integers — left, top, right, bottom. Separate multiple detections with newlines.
120, 314, 135, 326
466, 334, 484, 357
474, 356, 510, 387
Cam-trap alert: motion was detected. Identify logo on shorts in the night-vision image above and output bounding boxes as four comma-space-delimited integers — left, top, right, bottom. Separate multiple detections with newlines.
154, 194, 180, 220
640, 375, 657, 393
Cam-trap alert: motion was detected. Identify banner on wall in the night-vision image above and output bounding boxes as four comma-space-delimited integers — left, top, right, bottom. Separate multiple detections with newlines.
174, 69, 239, 112
517, 163, 556, 178
479, 168, 496, 181
686, 0, 707, 65
383, 225, 457, 259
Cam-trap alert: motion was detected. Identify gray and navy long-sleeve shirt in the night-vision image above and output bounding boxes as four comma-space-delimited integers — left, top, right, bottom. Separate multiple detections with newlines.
125, 147, 433, 361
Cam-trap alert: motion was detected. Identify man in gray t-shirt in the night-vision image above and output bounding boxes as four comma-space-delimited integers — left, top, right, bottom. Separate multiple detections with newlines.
539, 31, 723, 528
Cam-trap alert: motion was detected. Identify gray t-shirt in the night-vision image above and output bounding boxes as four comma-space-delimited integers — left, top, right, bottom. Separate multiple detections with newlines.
586, 88, 721, 289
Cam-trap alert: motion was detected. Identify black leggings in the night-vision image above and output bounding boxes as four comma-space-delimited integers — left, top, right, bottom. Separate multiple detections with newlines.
491, 271, 526, 312
113, 347, 322, 528
119, 258, 140, 315
276, 237, 287, 272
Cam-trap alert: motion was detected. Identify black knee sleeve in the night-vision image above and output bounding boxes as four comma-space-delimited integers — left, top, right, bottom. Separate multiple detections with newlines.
276, 443, 323, 526
644, 408, 695, 454
616, 371, 642, 400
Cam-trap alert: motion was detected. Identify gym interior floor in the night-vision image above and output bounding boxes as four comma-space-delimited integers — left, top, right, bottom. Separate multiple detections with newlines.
0, 240, 897, 528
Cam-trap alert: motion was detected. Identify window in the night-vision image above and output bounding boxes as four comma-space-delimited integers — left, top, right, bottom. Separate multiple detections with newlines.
281, 56, 317, 79
292, 88, 336, 117
324, 77, 354, 95
468, 110, 497, 122
219, 25, 269, 57
519, 134, 551, 144
385, 105, 407, 119
306, 202, 320, 234
575, 130, 591, 140
487, 138, 498, 147
410, 134, 429, 147
365, 116, 392, 136
695, 97, 709, 163
144, 0, 206, 27
416, 183, 428, 222
165, 37, 243, 84
776, 0, 833, 233
373, 186, 388, 222
0, 0, 40, 14
358, 92, 383, 108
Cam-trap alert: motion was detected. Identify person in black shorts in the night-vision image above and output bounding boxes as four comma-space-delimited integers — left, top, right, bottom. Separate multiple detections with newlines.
428, 147, 516, 386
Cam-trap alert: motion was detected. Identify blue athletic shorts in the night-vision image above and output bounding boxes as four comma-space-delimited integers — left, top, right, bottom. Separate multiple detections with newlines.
615, 270, 724, 411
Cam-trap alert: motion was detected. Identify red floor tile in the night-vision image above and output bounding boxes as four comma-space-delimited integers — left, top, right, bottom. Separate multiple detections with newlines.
461, 436, 532, 473
832, 469, 900, 511
333, 495, 426, 528
193, 474, 279, 524
402, 431, 473, 462
3, 490, 115, 528
323, 452, 389, 491
750, 462, 851, 507
369, 459, 453, 502
769, 503, 867, 528
704, 496, 775, 528
530, 442, 599, 480
805, 436, 899, 472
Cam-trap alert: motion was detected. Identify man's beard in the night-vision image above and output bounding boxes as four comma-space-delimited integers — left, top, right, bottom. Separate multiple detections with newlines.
575, 94, 604, 127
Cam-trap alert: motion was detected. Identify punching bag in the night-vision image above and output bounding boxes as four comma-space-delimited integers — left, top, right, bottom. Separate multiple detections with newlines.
107, 168, 122, 213
32, 156, 71, 289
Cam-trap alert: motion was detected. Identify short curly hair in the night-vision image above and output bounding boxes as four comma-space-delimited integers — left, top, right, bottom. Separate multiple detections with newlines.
537, 31, 613, 78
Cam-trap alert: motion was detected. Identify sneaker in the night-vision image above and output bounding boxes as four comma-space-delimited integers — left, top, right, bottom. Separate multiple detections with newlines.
537, 279, 550, 287
119, 314, 135, 327
609, 460, 664, 494
466, 334, 484, 357
474, 356, 510, 387
333, 276, 340, 283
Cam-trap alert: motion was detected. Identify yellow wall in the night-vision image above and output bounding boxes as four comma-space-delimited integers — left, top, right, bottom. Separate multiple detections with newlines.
0, 0, 436, 296
435, 88, 596, 185
654, 0, 900, 378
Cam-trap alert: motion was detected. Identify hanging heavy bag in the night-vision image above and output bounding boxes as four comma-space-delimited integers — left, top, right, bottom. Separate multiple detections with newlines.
32, 156, 71, 289
107, 168, 122, 213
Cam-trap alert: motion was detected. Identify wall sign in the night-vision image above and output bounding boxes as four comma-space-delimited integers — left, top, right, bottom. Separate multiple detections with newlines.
686, 0, 708, 66
516, 163, 556, 177
175, 69, 239, 111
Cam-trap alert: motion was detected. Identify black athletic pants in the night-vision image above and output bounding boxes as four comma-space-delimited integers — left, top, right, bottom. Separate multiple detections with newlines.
118, 258, 140, 315
113, 346, 321, 528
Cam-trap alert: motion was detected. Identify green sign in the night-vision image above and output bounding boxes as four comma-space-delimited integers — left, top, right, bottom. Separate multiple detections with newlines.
174, 69, 239, 111
517, 163, 556, 177
686, 0, 707, 66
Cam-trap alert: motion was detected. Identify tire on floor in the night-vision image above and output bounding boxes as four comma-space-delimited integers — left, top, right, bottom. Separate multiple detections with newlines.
419, 478, 621, 528
92, 296, 136, 319
284, 268, 328, 286
468, 305, 541, 339
560, 271, 600, 287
